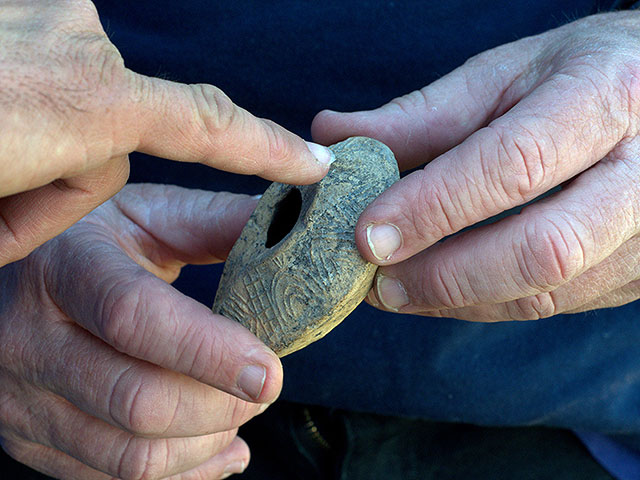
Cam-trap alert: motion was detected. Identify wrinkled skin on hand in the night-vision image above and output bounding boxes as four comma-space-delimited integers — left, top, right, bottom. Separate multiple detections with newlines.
0, 0, 330, 267
0, 184, 283, 479
313, 11, 640, 321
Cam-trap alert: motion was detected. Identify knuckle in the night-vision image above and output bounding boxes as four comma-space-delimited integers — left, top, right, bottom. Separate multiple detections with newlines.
57, 0, 104, 31
117, 438, 170, 480
419, 181, 456, 237
425, 266, 469, 309
507, 292, 558, 320
191, 84, 238, 138
99, 278, 148, 353
223, 397, 256, 430
81, 35, 125, 82
176, 326, 234, 388
264, 121, 295, 168
53, 32, 126, 107
461, 46, 505, 71
617, 60, 640, 135
389, 89, 430, 118
517, 219, 587, 292
484, 124, 552, 202
109, 368, 174, 436
402, 173, 463, 243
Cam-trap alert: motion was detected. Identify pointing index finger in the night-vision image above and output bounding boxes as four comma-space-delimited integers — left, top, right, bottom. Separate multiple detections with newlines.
128, 74, 334, 185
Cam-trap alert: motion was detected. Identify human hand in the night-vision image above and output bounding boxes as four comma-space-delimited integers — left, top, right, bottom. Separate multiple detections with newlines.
312, 11, 640, 321
0, 0, 332, 268
0, 184, 282, 479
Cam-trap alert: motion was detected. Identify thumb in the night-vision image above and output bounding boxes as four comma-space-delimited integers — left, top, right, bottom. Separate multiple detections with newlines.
0, 156, 130, 267
110, 183, 259, 269
127, 74, 334, 184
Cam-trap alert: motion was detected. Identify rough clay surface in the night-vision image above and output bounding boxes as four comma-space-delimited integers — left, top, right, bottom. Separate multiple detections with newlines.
213, 137, 399, 357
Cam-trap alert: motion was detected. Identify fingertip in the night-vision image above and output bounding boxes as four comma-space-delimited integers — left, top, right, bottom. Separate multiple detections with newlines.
229, 436, 251, 459
313, 106, 419, 167
355, 211, 406, 265
311, 109, 354, 145
365, 288, 381, 309
365, 223, 404, 263
242, 121, 332, 186
311, 108, 340, 130
221, 437, 251, 478
236, 346, 283, 404
256, 348, 284, 403
305, 141, 335, 167
374, 274, 410, 312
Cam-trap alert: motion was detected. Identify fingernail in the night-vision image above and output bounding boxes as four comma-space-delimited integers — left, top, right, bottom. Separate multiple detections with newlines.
306, 141, 335, 166
376, 275, 410, 312
366, 223, 403, 261
366, 288, 380, 308
237, 365, 266, 401
222, 460, 246, 478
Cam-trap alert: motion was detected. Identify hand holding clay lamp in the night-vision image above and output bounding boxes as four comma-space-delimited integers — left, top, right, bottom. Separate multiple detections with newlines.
213, 137, 399, 356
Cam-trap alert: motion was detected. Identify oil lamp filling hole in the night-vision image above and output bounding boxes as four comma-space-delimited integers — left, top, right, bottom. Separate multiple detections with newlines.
265, 188, 302, 248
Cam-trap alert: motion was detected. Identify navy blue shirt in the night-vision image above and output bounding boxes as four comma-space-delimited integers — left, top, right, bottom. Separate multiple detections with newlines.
93, 1, 639, 477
